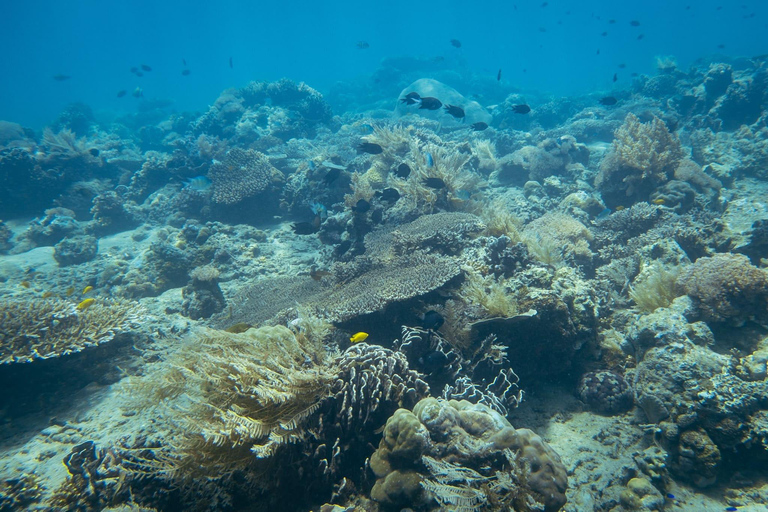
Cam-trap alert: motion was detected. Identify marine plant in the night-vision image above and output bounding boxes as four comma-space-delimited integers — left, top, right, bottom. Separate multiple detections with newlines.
481, 199, 523, 242
459, 270, 520, 318
628, 262, 681, 313
523, 233, 567, 269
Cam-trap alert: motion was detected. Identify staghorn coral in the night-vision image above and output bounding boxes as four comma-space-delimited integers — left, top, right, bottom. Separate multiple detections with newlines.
676, 253, 768, 325
596, 113, 684, 207
0, 297, 144, 364
209, 147, 281, 204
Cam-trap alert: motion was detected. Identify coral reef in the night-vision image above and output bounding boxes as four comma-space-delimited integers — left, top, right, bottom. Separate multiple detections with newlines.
53, 234, 98, 266
0, 297, 143, 364
209, 147, 282, 205
577, 370, 633, 415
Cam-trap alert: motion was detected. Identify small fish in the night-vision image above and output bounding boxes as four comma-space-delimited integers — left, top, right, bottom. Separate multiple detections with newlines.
53, 74, 70, 81
229, 56, 233, 68
310, 268, 332, 281
444, 104, 465, 120
324, 168, 341, 184
497, 69, 502, 81
400, 91, 421, 105
141, 64, 152, 72
426, 152, 434, 168
609, 19, 616, 24
601, 31, 608, 36
334, 240, 352, 257
89, 148, 100, 157
512, 104, 531, 114
395, 163, 411, 178
77, 298, 95, 310
596, 208, 611, 220
666, 494, 675, 499
357, 142, 383, 154
308, 160, 316, 171
181, 69, 191, 76
132, 87, 143, 98
471, 122, 489, 131
360, 123, 374, 133
82, 285, 94, 294
450, 39, 462, 48
418, 97, 443, 110
613, 73, 618, 82
350, 332, 369, 343
135, 71, 144, 77
599, 96, 618, 106
597, 49, 601, 55
618, 63, 626, 68
423, 177, 446, 189
66, 287, 75, 296
310, 202, 328, 221
20, 281, 30, 288
652, 198, 665, 205
615, 205, 625, 211
637, 34, 645, 40
725, 508, 738, 512
117, 90, 127, 98
292, 222, 319, 235
455, 189, 472, 200
356, 41, 370, 49
42, 291, 54, 298
718, 44, 725, 49
182, 58, 187, 66
630, 20, 641, 26
183, 176, 212, 192
423, 310, 445, 330
375, 188, 400, 202
353, 199, 371, 213
130, 67, 138, 73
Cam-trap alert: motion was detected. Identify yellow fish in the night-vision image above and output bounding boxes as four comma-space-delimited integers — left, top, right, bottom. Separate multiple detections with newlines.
615, 205, 625, 211
350, 332, 369, 343
42, 291, 54, 298
82, 285, 94, 294
76, 298, 95, 310
651, 198, 665, 205
19, 281, 30, 288
65, 287, 75, 296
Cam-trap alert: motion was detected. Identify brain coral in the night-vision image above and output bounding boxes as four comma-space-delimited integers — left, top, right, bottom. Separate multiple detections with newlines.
369, 397, 568, 511
209, 147, 281, 204
676, 253, 768, 325
578, 370, 634, 414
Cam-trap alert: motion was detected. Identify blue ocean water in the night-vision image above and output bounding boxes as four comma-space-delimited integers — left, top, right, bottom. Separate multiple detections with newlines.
2, 0, 767, 128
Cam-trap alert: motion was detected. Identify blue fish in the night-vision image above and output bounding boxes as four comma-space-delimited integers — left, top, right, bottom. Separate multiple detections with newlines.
308, 160, 316, 171
725, 507, 738, 511
426, 152, 434, 168
455, 189, 472, 200
596, 208, 611, 220
310, 202, 328, 221
360, 123, 374, 133
666, 493, 675, 499
183, 176, 212, 192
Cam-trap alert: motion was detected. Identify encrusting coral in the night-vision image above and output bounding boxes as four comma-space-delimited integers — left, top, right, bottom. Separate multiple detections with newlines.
209, 147, 282, 204
0, 297, 144, 364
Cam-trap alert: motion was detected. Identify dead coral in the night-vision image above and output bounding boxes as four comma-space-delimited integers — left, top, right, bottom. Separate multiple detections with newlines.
0, 298, 144, 364
210, 147, 282, 204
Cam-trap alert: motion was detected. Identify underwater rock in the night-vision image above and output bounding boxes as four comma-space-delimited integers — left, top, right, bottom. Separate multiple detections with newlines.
395, 78, 492, 126
619, 477, 664, 511
53, 234, 98, 266
370, 398, 568, 512
90, 191, 142, 236
578, 370, 634, 415
181, 264, 225, 320
17, 207, 82, 249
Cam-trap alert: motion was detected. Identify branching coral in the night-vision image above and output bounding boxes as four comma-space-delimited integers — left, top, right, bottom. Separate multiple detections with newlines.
596, 113, 684, 206
0, 298, 144, 364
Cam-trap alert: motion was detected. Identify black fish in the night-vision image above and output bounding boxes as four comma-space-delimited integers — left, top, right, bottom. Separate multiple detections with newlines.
423, 177, 446, 189
89, 148, 100, 157
601, 31, 608, 36
334, 240, 352, 257
135, 71, 144, 77
141, 64, 152, 72
718, 44, 725, 49
618, 63, 626, 68
471, 122, 489, 131
609, 19, 616, 24
130, 67, 138, 73
182, 58, 187, 66
599, 96, 618, 106
229, 57, 233, 68
418, 97, 442, 110
613, 73, 618, 82
637, 34, 644, 40
450, 39, 462, 48
357, 142, 383, 154
630, 20, 640, 26
181, 69, 191, 76
353, 199, 370, 213
497, 69, 502, 81
420, 350, 449, 374
292, 222, 319, 235
444, 104, 465, 120
375, 188, 400, 202
52, 74, 70, 81
423, 310, 445, 330
117, 90, 127, 98
400, 91, 421, 105
324, 168, 341, 184
596, 49, 601, 55
356, 41, 370, 49
395, 163, 411, 178
512, 104, 531, 114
